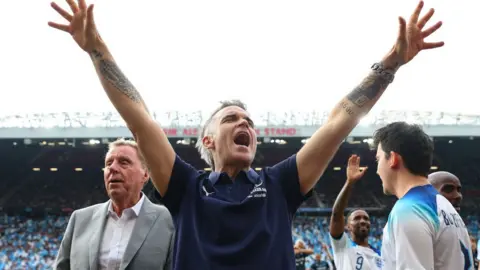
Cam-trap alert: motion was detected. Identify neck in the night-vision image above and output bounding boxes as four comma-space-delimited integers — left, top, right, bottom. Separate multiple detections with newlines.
352, 235, 369, 247
214, 164, 250, 179
394, 174, 429, 198
111, 193, 141, 217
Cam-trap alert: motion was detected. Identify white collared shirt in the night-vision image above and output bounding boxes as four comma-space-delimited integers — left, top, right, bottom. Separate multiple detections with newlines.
98, 194, 145, 270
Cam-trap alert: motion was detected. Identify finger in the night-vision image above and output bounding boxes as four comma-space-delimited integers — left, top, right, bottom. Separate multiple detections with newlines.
359, 167, 368, 177
422, 41, 444, 50
86, 4, 96, 32
51, 2, 73, 22
409, 1, 424, 24
48, 22, 70, 32
78, 0, 87, 10
66, 0, 79, 13
348, 157, 354, 166
397, 17, 407, 42
417, 8, 434, 29
352, 156, 359, 167
422, 21, 442, 38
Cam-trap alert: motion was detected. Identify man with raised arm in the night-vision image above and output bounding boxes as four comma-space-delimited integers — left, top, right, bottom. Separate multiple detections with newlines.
329, 155, 382, 270
48, 1, 443, 269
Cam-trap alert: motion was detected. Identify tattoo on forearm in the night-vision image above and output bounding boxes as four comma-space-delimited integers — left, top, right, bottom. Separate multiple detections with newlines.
90, 49, 142, 103
346, 73, 390, 108
340, 101, 354, 116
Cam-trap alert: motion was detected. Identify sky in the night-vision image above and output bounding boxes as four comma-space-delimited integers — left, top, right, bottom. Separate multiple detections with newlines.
0, 0, 477, 118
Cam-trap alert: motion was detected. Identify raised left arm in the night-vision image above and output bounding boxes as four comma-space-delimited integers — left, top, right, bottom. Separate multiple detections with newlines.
296, 53, 399, 194
296, 1, 444, 194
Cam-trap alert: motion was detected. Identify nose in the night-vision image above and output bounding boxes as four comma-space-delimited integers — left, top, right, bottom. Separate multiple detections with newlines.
108, 161, 120, 173
238, 118, 249, 128
453, 191, 463, 202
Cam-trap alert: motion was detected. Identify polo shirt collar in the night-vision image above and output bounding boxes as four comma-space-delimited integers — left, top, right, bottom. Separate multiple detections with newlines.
208, 169, 260, 185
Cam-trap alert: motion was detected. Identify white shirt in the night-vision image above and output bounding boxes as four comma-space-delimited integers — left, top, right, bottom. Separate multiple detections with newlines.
98, 194, 145, 270
329, 232, 383, 270
382, 185, 474, 270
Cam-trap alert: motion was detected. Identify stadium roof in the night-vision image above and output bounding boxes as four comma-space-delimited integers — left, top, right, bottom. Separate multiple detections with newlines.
0, 110, 479, 138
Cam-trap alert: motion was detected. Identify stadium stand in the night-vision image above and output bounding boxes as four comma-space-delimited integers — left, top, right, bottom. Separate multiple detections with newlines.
0, 111, 479, 269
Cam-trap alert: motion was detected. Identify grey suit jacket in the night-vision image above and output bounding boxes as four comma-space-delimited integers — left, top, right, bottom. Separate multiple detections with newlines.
54, 196, 174, 270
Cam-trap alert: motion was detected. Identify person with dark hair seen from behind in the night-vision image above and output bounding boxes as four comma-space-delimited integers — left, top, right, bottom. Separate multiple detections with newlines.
329, 155, 382, 270
294, 240, 314, 270
48, 0, 445, 268
374, 122, 474, 269
428, 171, 463, 212
309, 243, 335, 270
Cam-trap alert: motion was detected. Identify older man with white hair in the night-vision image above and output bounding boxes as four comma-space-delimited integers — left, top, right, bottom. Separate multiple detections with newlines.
55, 139, 174, 270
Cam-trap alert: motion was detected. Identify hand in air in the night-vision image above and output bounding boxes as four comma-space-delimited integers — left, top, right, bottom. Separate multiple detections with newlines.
48, 0, 101, 53
393, 1, 444, 65
346, 155, 367, 184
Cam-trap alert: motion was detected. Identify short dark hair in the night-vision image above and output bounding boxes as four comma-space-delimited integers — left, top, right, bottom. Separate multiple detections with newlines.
196, 100, 248, 168
346, 208, 367, 222
373, 121, 433, 177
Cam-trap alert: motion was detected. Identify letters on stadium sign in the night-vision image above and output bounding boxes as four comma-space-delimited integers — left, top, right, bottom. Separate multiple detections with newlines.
162, 127, 297, 137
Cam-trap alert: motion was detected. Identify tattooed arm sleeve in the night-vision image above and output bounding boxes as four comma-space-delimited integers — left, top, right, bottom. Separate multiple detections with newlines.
295, 52, 401, 195
89, 44, 175, 197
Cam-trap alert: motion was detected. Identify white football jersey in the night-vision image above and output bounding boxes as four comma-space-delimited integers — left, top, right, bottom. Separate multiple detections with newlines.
330, 232, 383, 270
381, 184, 474, 270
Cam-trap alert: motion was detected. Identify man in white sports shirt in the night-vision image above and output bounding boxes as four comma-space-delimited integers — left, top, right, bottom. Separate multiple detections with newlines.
329, 155, 382, 270
374, 121, 474, 270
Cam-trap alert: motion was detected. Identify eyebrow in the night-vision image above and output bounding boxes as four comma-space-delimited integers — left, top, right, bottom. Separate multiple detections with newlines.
222, 113, 254, 124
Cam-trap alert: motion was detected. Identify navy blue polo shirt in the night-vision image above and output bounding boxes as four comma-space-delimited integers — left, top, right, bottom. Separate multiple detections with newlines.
155, 154, 312, 270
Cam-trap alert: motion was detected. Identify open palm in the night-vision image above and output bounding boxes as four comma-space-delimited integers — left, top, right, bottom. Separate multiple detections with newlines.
346, 155, 367, 184
48, 0, 101, 53
394, 1, 444, 65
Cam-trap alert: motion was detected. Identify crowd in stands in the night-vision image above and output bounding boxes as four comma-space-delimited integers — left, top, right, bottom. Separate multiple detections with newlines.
0, 211, 478, 270
0, 215, 67, 270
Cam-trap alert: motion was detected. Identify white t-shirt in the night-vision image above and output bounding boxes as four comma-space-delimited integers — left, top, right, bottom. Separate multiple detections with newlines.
330, 232, 383, 270
381, 184, 474, 270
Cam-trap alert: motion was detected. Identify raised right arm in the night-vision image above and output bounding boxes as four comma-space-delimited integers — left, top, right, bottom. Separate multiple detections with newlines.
89, 42, 175, 196
329, 181, 354, 238
329, 155, 365, 238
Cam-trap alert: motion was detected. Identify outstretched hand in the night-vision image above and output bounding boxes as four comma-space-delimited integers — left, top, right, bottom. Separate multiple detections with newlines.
392, 1, 444, 65
48, 0, 101, 53
346, 155, 367, 184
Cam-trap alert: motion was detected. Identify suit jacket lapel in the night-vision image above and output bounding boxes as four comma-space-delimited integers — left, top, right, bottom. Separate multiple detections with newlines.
89, 202, 109, 270
120, 197, 158, 269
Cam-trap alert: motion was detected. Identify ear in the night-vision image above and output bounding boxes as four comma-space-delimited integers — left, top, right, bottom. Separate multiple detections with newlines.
389, 151, 400, 169
202, 135, 215, 150
142, 168, 149, 183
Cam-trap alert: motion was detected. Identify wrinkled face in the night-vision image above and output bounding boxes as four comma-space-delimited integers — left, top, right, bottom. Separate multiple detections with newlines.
104, 145, 148, 202
203, 106, 257, 168
438, 180, 463, 212
347, 210, 371, 240
376, 143, 395, 195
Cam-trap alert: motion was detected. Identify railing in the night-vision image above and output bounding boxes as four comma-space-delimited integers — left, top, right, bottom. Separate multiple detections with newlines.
0, 110, 479, 128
